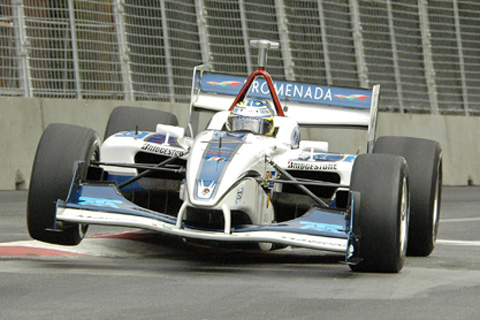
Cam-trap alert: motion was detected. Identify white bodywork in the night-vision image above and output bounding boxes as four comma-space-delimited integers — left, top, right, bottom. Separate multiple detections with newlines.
97, 109, 356, 232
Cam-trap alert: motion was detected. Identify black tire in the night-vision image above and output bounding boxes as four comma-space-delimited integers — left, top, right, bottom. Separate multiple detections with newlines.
27, 123, 100, 245
104, 106, 178, 139
349, 154, 410, 273
374, 136, 442, 256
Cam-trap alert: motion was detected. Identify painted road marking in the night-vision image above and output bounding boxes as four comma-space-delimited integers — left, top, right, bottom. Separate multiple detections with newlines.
0, 245, 86, 257
0, 241, 91, 257
436, 239, 480, 247
0, 231, 164, 258
440, 217, 480, 223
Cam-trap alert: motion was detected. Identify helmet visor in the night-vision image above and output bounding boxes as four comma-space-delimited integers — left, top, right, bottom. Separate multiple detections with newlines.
228, 115, 272, 135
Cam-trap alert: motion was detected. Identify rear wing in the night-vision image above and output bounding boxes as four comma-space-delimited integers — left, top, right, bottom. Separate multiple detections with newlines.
189, 65, 380, 153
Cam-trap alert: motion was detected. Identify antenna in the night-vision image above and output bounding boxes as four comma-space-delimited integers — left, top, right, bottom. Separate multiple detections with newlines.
250, 40, 279, 68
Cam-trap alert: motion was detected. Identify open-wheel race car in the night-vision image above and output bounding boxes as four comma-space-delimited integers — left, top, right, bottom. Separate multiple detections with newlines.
27, 40, 442, 272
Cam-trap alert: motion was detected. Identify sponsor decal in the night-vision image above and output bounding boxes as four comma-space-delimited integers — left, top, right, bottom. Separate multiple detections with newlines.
200, 73, 372, 110
207, 81, 242, 87
141, 143, 185, 157
334, 94, 370, 101
235, 98, 267, 109
299, 221, 343, 233
279, 235, 345, 248
197, 180, 216, 199
115, 131, 149, 139
264, 171, 276, 189
298, 153, 344, 162
250, 81, 333, 102
235, 186, 244, 206
78, 197, 123, 209
145, 133, 180, 147
208, 156, 226, 162
205, 149, 234, 160
287, 161, 337, 171
214, 131, 247, 140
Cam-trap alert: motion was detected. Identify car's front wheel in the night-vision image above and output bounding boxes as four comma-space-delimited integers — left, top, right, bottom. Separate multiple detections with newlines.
27, 123, 99, 245
349, 153, 410, 273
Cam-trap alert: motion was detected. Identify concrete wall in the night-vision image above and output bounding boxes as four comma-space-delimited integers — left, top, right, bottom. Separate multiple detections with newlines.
377, 113, 480, 186
0, 97, 478, 190
301, 113, 480, 186
0, 97, 190, 191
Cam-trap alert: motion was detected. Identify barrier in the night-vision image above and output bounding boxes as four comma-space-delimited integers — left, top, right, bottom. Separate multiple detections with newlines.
0, 97, 189, 190
1, 1, 480, 115
0, 97, 477, 190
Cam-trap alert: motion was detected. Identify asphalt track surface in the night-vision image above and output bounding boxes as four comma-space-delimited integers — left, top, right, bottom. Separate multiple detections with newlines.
1, 187, 480, 320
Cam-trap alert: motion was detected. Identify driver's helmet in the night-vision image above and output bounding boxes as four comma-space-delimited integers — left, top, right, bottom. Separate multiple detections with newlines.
226, 99, 274, 136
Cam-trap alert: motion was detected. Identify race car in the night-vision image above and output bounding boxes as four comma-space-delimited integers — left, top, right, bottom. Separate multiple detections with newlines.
27, 40, 442, 272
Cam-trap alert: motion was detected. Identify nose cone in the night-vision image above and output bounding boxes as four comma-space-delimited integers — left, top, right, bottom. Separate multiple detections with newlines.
186, 131, 248, 205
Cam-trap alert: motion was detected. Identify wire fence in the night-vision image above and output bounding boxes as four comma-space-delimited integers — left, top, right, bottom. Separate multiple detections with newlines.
0, 0, 479, 115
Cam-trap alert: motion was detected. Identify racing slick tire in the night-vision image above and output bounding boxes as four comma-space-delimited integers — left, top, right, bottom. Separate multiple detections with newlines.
27, 123, 100, 245
104, 106, 178, 139
349, 154, 410, 273
373, 136, 442, 257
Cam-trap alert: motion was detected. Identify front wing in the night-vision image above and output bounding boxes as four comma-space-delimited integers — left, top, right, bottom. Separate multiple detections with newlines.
55, 180, 361, 264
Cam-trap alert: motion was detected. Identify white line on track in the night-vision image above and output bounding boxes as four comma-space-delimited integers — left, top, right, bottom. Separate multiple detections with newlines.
436, 239, 480, 246
441, 217, 480, 223
436, 217, 480, 246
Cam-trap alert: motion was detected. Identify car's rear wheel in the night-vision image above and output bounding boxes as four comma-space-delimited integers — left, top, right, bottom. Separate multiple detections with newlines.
373, 136, 442, 256
27, 123, 100, 245
104, 106, 178, 139
349, 154, 410, 273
